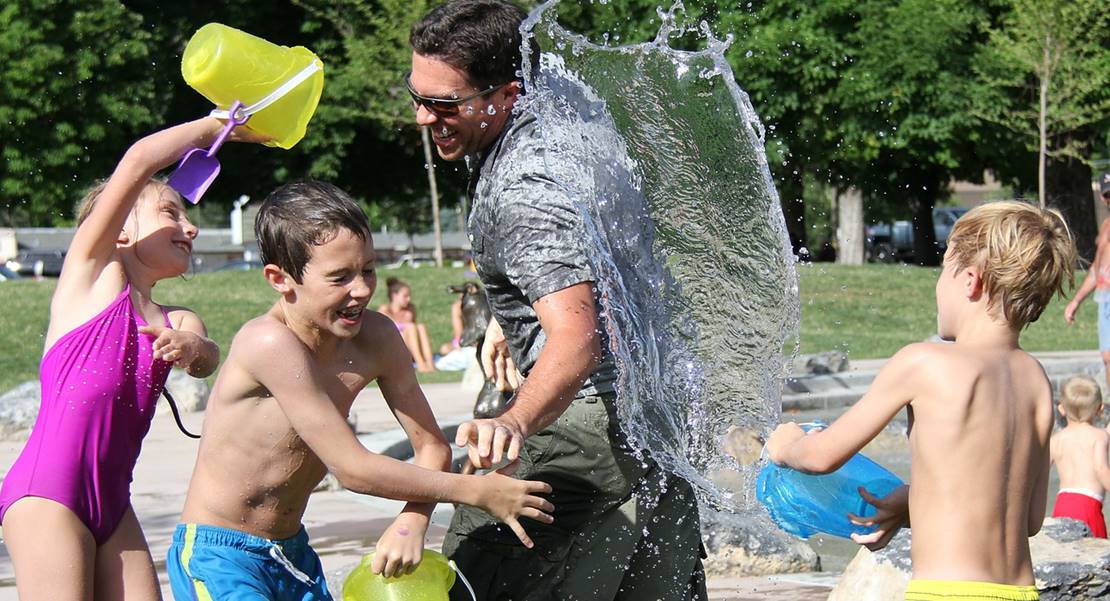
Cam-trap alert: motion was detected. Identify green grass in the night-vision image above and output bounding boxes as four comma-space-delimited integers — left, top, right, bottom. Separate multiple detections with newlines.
0, 264, 1097, 393
797, 263, 1097, 359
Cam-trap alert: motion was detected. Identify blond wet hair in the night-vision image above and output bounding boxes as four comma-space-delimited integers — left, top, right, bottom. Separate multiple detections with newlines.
74, 177, 173, 226
947, 200, 1077, 330
1060, 375, 1102, 423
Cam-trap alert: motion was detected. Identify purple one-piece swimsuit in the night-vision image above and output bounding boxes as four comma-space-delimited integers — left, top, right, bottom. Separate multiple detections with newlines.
0, 285, 171, 544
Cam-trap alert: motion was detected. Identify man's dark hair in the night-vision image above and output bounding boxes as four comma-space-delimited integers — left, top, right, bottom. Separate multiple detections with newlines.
410, 0, 534, 89
255, 180, 372, 283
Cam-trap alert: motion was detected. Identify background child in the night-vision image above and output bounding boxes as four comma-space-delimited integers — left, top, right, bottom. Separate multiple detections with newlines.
378, 277, 437, 372
767, 201, 1076, 601
168, 181, 553, 600
0, 118, 245, 600
1050, 375, 1110, 537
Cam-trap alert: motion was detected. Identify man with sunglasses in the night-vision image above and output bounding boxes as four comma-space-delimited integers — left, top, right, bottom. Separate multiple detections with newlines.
409, 1, 707, 600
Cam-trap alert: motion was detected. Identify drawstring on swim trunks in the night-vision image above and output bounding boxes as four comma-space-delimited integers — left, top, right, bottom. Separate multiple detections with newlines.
269, 544, 315, 586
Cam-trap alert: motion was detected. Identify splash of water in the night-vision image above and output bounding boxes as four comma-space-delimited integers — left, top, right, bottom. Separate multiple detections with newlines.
519, 2, 799, 511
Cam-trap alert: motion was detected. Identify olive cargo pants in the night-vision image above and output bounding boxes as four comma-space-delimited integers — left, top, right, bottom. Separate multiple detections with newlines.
443, 394, 707, 601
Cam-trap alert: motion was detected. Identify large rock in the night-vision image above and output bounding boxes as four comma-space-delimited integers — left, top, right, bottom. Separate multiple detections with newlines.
701, 509, 821, 577
157, 369, 210, 414
828, 518, 1110, 600
0, 381, 40, 439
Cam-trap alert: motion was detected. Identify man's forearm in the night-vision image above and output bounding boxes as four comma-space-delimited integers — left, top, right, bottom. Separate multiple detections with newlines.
502, 336, 600, 437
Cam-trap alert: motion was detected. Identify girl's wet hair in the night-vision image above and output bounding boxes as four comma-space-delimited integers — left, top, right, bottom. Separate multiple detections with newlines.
255, 180, 371, 283
946, 200, 1078, 330
74, 177, 172, 226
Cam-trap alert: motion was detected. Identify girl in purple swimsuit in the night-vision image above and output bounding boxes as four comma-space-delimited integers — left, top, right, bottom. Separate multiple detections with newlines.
0, 119, 259, 600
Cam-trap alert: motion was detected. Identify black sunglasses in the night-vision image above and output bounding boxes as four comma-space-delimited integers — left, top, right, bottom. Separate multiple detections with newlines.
404, 72, 510, 116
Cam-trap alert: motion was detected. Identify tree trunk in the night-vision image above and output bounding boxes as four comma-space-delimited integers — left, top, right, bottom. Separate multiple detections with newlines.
836, 188, 865, 265
1046, 154, 1097, 262
1038, 39, 1050, 209
421, 126, 444, 267
778, 163, 807, 258
908, 170, 943, 267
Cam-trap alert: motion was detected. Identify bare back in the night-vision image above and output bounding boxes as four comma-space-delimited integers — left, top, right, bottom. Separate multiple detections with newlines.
1051, 423, 1109, 495
907, 344, 1052, 584
180, 308, 396, 539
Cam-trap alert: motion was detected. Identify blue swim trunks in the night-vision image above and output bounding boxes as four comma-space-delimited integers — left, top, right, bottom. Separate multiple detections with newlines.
167, 523, 332, 600
1100, 301, 1110, 352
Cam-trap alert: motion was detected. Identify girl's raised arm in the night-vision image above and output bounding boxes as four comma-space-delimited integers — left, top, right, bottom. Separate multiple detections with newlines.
62, 118, 227, 284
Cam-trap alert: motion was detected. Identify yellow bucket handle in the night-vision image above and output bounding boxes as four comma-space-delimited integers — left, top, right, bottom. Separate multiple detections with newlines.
209, 61, 322, 122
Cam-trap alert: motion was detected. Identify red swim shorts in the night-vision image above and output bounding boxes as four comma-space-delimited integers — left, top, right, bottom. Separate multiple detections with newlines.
1052, 491, 1107, 538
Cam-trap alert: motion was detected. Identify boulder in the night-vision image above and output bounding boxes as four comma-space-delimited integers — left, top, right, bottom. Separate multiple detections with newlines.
828, 518, 1110, 601
157, 369, 210, 414
701, 509, 821, 577
804, 351, 850, 375
0, 381, 40, 439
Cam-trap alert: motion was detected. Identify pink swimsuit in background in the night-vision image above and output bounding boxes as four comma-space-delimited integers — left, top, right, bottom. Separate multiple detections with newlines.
0, 285, 171, 544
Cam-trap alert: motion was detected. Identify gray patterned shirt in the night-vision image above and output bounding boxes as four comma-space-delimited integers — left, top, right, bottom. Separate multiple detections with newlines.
467, 110, 617, 398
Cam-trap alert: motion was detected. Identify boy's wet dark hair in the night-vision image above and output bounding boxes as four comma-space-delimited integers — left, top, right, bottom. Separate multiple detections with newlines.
255, 180, 371, 283
410, 0, 537, 89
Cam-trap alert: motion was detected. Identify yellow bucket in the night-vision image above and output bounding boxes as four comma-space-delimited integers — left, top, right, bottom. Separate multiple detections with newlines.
181, 23, 324, 149
342, 549, 474, 601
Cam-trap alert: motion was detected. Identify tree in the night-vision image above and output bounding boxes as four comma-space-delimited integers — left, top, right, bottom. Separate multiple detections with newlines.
718, 0, 860, 258
0, 1, 163, 225
833, 0, 993, 266
292, 0, 467, 234
975, 0, 1110, 258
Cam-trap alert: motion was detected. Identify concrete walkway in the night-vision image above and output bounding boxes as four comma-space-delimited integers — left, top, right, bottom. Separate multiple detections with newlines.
1, 350, 1096, 599
0, 382, 833, 600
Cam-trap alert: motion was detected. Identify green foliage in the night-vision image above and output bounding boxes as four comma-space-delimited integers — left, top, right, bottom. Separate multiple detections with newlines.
0, 1, 162, 225
974, 0, 1110, 163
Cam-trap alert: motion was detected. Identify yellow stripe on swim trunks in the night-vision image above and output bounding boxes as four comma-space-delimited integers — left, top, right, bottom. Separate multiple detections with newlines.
906, 579, 1039, 601
181, 524, 214, 601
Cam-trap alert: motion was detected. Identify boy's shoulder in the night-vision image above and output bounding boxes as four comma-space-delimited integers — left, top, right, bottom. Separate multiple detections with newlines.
358, 309, 404, 342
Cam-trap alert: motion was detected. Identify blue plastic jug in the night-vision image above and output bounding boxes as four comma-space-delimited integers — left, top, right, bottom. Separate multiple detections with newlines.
756, 423, 904, 539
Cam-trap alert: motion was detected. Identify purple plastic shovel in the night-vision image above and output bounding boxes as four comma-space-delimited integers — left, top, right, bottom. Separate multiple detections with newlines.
168, 101, 250, 204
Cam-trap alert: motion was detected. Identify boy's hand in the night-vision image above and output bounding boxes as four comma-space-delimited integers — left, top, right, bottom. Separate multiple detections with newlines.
456, 416, 526, 469
140, 325, 204, 368
765, 422, 806, 466
481, 319, 520, 391
474, 466, 554, 548
372, 513, 429, 578
849, 485, 910, 551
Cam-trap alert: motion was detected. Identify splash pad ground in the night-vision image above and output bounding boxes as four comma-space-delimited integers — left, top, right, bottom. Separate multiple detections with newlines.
0, 350, 1101, 599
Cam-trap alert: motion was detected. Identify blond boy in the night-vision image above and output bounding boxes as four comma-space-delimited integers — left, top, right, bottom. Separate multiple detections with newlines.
767, 201, 1077, 601
1049, 375, 1110, 537
167, 181, 553, 600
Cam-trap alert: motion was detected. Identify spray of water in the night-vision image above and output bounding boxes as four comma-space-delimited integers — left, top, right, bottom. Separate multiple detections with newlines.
516, 1, 799, 513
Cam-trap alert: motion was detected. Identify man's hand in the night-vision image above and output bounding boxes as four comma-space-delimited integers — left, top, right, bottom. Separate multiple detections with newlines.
848, 485, 909, 551
764, 422, 806, 466
481, 319, 520, 391
456, 416, 526, 470
139, 325, 206, 370
371, 513, 429, 578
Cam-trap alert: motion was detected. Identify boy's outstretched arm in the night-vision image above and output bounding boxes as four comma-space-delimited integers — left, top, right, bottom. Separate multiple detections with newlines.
766, 344, 925, 473
241, 321, 554, 547
371, 319, 453, 577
